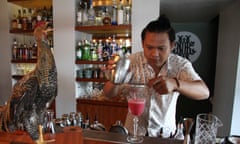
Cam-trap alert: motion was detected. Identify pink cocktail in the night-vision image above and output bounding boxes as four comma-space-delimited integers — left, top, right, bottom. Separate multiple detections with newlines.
126, 84, 148, 143
128, 98, 145, 116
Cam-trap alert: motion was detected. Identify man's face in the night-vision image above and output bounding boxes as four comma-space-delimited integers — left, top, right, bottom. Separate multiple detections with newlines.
142, 31, 174, 69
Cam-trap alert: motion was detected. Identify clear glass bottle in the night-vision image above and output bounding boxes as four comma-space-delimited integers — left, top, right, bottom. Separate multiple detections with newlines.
76, 0, 83, 25
82, 2, 88, 25
12, 39, 18, 59
87, 0, 95, 25
124, 0, 131, 24
111, 0, 117, 25
76, 41, 82, 60
117, 0, 124, 25
174, 122, 184, 140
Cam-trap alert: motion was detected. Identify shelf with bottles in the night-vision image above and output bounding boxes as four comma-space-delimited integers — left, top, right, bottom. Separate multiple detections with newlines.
11, 62, 36, 77
8, 0, 53, 34
75, 0, 131, 37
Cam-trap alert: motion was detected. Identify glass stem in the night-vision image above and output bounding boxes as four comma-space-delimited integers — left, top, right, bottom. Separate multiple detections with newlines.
133, 116, 138, 138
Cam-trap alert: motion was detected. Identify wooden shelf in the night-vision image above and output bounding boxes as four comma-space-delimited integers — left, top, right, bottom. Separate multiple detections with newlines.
75, 60, 108, 65
8, 0, 52, 8
10, 29, 34, 34
11, 59, 37, 63
75, 25, 131, 38
76, 78, 108, 83
93, 0, 132, 7
12, 75, 24, 80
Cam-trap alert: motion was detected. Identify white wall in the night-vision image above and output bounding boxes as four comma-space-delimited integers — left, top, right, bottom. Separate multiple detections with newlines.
132, 0, 160, 53
0, 0, 12, 105
213, 0, 240, 136
53, 0, 76, 118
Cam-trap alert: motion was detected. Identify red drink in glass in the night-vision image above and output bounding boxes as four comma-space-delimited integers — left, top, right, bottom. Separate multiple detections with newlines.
128, 98, 145, 116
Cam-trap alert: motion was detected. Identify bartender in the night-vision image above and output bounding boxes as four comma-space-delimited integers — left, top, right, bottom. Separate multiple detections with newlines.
102, 14, 209, 137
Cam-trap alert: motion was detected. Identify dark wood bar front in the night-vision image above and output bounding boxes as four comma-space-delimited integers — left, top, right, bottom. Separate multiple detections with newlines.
76, 98, 128, 131
0, 129, 183, 144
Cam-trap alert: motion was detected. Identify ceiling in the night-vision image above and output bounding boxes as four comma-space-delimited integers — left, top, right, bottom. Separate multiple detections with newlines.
160, 0, 236, 22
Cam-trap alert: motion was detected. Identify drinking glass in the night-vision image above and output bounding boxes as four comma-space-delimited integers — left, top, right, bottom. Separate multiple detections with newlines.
126, 84, 147, 143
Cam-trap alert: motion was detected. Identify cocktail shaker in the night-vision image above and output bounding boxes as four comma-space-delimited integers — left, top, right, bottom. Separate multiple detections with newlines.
107, 55, 131, 84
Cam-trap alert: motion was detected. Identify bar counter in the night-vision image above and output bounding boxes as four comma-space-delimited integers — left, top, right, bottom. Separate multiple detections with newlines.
0, 128, 183, 144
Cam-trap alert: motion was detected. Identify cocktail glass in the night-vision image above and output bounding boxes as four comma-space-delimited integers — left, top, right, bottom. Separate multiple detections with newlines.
126, 84, 146, 143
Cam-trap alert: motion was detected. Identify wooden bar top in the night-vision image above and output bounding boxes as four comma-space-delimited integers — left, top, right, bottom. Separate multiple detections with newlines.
0, 128, 183, 144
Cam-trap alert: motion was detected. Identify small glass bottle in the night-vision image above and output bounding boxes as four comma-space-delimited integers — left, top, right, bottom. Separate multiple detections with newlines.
174, 122, 184, 140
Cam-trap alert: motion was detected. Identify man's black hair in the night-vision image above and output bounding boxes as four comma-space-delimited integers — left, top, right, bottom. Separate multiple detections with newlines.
141, 14, 175, 42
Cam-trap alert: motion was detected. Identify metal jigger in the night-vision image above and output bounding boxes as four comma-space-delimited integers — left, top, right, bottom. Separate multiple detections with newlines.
183, 118, 194, 144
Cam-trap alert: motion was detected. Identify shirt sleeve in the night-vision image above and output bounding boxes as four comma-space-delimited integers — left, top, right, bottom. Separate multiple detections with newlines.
179, 61, 201, 81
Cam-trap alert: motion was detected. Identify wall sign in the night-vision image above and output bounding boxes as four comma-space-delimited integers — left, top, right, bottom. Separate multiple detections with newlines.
173, 31, 202, 62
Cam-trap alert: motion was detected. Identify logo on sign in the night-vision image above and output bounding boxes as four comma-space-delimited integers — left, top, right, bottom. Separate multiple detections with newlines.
173, 31, 202, 62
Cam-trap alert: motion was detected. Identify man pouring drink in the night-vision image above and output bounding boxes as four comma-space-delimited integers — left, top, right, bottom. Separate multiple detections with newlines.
102, 14, 210, 138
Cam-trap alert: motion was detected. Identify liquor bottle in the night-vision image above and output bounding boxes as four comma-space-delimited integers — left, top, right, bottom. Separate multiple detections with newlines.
31, 8, 37, 29
12, 39, 18, 59
85, 113, 90, 128
90, 41, 98, 61
17, 44, 24, 60
35, 8, 43, 28
76, 0, 83, 25
82, 2, 88, 25
111, 0, 117, 25
124, 0, 131, 24
28, 41, 33, 59
41, 6, 48, 22
97, 40, 103, 61
76, 41, 82, 60
82, 40, 91, 60
111, 35, 118, 55
21, 9, 28, 30
22, 43, 28, 60
87, 0, 95, 25
27, 8, 33, 30
102, 7, 111, 25
117, 0, 124, 25
32, 42, 38, 59
11, 14, 18, 29
17, 9, 22, 29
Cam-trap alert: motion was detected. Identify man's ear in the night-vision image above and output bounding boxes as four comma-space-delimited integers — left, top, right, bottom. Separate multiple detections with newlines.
170, 41, 176, 51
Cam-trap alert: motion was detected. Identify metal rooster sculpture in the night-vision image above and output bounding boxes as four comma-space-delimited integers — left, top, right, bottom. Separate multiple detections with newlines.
2, 22, 57, 140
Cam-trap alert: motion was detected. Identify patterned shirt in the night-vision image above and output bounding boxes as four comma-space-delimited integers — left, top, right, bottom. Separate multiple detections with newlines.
123, 52, 201, 137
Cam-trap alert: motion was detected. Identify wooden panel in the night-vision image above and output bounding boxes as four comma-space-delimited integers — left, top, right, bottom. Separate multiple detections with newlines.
8, 0, 52, 8
76, 99, 128, 131
75, 25, 131, 38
